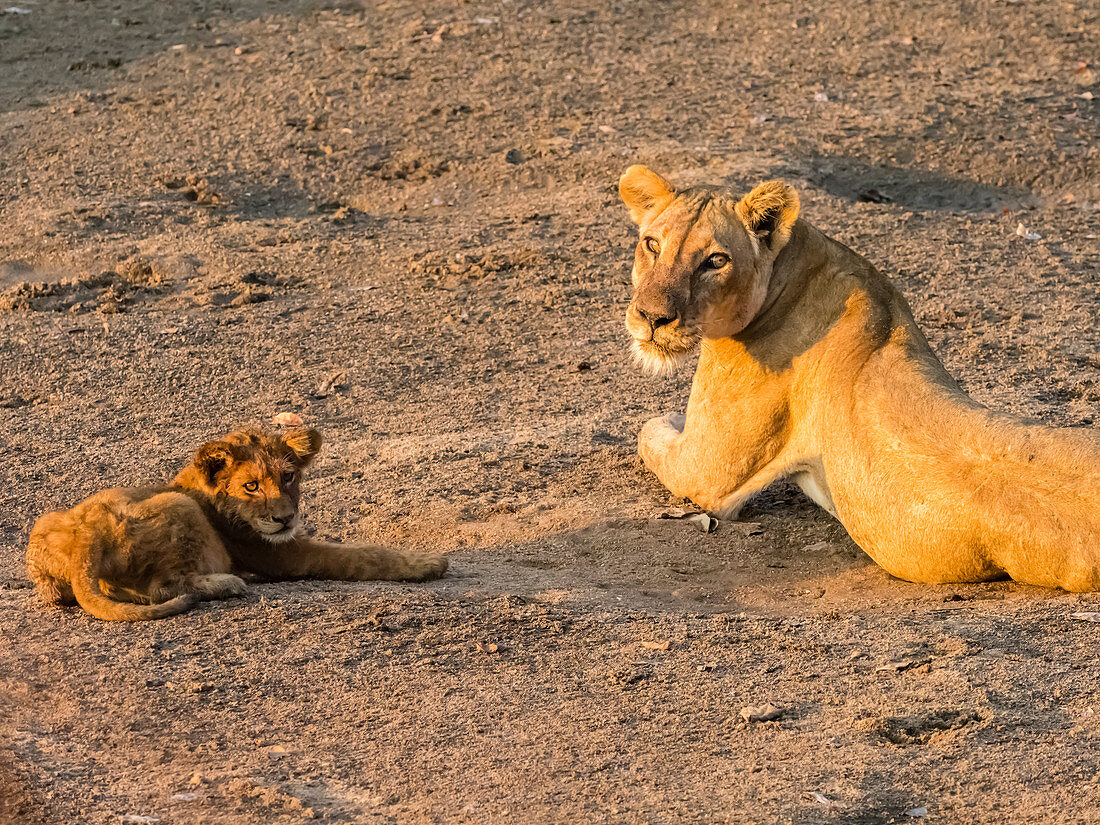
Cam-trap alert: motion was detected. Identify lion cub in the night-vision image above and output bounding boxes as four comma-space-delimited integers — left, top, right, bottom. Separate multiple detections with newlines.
26, 427, 448, 621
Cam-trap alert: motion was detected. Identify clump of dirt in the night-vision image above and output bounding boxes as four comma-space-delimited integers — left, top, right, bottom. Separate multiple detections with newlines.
0, 257, 171, 314
157, 173, 224, 206
190, 269, 302, 308
365, 147, 450, 182
857, 709, 986, 745
412, 246, 547, 288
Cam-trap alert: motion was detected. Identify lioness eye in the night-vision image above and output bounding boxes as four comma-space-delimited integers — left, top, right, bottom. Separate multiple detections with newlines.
706, 253, 729, 269
282, 471, 295, 484
243, 480, 259, 492
644, 237, 660, 255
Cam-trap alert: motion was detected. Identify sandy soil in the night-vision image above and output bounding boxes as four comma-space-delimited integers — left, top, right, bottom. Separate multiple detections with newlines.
1, 0, 1099, 822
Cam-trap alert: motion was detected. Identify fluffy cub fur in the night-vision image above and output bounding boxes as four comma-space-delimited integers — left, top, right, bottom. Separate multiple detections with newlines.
26, 427, 448, 620
620, 165, 1100, 590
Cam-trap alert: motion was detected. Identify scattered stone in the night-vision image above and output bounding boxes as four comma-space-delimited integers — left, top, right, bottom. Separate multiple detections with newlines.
312, 370, 347, 398
875, 658, 932, 673
859, 188, 890, 203
229, 289, 269, 307
1015, 222, 1041, 240
272, 412, 304, 428
687, 513, 717, 533
727, 522, 764, 536
654, 507, 695, 520
741, 703, 783, 723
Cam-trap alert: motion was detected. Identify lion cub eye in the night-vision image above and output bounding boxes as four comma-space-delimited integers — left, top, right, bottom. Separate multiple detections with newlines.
281, 471, 296, 485
644, 237, 660, 255
243, 480, 259, 493
705, 253, 730, 269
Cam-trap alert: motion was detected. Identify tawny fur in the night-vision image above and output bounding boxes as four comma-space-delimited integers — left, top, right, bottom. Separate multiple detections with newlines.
26, 427, 448, 620
619, 164, 1100, 591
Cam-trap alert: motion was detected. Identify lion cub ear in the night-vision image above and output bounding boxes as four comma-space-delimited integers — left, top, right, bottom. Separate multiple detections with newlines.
619, 165, 675, 225
194, 441, 233, 484
735, 181, 800, 250
283, 428, 323, 467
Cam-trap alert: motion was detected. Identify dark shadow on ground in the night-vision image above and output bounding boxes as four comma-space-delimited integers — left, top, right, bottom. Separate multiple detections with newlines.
805, 154, 1035, 213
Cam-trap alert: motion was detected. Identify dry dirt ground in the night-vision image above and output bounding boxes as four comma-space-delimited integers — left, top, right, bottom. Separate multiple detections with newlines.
1, 1, 1099, 823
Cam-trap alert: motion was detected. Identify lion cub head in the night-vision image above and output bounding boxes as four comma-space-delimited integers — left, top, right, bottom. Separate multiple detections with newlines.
619, 165, 800, 373
177, 427, 323, 543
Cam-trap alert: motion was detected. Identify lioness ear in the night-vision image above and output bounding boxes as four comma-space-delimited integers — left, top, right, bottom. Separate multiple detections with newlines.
735, 181, 800, 249
619, 165, 675, 225
194, 441, 233, 485
283, 428, 323, 467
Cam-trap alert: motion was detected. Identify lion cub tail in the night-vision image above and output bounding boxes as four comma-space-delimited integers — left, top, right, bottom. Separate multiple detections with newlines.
72, 562, 196, 622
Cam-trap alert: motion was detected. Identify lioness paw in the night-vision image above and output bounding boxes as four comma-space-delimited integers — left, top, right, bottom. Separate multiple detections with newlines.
639, 413, 682, 467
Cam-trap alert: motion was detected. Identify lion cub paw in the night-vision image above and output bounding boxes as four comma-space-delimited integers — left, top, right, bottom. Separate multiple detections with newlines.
192, 573, 249, 600
400, 551, 449, 582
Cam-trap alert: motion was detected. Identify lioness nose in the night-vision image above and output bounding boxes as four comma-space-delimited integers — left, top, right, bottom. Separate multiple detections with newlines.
638, 308, 677, 329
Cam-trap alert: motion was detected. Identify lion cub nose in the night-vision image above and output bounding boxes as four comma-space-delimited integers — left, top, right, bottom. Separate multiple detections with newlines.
638, 308, 678, 330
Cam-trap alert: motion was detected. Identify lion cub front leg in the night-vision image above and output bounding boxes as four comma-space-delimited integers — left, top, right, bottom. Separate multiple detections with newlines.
303, 540, 449, 583
244, 539, 448, 583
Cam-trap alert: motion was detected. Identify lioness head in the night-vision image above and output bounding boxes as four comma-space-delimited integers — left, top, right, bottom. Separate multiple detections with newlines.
619, 165, 800, 373
191, 427, 323, 543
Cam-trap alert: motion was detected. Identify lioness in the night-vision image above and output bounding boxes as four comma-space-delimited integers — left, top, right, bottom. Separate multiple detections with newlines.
26, 427, 448, 620
619, 165, 1100, 590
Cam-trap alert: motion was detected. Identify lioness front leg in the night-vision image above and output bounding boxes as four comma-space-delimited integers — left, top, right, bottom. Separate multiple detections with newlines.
638, 410, 790, 517
244, 539, 448, 583
638, 412, 694, 499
